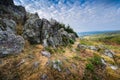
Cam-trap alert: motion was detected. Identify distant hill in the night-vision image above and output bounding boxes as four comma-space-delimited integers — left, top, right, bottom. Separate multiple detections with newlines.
77, 30, 120, 37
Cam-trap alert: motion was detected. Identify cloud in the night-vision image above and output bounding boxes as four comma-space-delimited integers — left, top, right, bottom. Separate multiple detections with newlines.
14, 0, 120, 32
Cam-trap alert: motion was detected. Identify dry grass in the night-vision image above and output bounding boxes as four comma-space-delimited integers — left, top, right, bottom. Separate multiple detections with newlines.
1, 38, 120, 80
106, 67, 120, 80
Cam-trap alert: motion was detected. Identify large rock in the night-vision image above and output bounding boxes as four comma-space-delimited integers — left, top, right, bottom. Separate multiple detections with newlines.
0, 31, 25, 57
0, 0, 26, 24
104, 49, 115, 58
23, 13, 42, 44
0, 0, 14, 6
77, 44, 87, 50
23, 14, 76, 47
0, 18, 16, 33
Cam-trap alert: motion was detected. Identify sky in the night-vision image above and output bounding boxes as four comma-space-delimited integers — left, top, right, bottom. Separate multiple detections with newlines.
14, 0, 120, 32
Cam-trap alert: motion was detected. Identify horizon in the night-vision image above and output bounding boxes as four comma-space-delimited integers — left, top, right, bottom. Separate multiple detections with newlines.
14, 0, 120, 32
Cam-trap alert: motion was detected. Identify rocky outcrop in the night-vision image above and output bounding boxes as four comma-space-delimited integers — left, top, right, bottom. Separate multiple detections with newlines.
0, 18, 16, 33
23, 13, 77, 47
0, 0, 77, 57
0, 31, 25, 57
22, 13, 41, 44
0, 0, 14, 6
0, 0, 26, 24
0, 18, 25, 57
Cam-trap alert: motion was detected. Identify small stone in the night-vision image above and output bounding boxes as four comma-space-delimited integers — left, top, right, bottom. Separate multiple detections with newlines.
65, 68, 71, 75
104, 49, 115, 58
77, 44, 87, 50
52, 60, 62, 72
89, 46, 98, 51
40, 74, 48, 80
16, 59, 25, 67
101, 59, 106, 65
33, 61, 40, 68
110, 65, 118, 70
41, 51, 51, 58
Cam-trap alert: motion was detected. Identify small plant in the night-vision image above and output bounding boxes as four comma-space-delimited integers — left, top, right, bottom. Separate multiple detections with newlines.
72, 56, 81, 61
69, 39, 74, 44
86, 63, 94, 71
90, 54, 102, 65
45, 47, 54, 54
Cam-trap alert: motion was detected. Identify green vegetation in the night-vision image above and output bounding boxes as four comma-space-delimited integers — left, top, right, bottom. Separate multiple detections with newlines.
58, 23, 78, 37
90, 54, 102, 65
72, 55, 82, 61
69, 39, 75, 44
80, 39, 94, 46
86, 63, 94, 71
65, 25, 78, 37
45, 47, 65, 54
88, 31, 120, 45
86, 54, 102, 71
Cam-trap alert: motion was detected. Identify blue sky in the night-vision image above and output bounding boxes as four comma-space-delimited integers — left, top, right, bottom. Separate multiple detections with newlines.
14, 0, 120, 32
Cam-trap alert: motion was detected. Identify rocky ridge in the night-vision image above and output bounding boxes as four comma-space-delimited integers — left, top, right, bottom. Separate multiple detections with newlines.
0, 0, 77, 56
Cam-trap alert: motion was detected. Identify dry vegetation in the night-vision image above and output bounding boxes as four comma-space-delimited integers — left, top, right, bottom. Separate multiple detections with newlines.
0, 37, 120, 80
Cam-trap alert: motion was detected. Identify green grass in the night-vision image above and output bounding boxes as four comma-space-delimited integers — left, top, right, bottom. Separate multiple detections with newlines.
86, 63, 94, 71
90, 54, 102, 65
80, 39, 94, 46
87, 31, 120, 45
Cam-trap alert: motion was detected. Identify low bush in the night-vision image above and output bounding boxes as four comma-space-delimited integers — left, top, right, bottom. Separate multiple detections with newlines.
69, 39, 74, 44
86, 63, 94, 71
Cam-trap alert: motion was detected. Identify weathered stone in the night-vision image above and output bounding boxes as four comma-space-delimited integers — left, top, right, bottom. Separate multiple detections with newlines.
101, 59, 107, 65
0, 18, 16, 33
41, 51, 51, 58
77, 44, 87, 50
33, 61, 40, 68
0, 31, 25, 57
104, 49, 115, 58
52, 60, 62, 72
110, 65, 118, 70
89, 46, 98, 51
0, 0, 14, 6
40, 74, 48, 80
23, 16, 42, 44
0, 0, 26, 24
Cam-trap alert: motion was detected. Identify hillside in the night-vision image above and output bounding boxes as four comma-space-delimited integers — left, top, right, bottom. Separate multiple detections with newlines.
0, 0, 120, 80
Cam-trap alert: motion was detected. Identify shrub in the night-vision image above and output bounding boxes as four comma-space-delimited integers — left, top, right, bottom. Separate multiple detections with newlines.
90, 54, 102, 65
45, 47, 54, 54
69, 39, 74, 44
86, 63, 94, 71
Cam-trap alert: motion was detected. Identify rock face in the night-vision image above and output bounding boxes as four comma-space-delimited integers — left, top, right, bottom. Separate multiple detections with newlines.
0, 0, 14, 6
23, 13, 41, 44
23, 14, 77, 47
0, 0, 77, 57
0, 18, 16, 33
0, 0, 26, 24
0, 18, 25, 57
0, 31, 25, 57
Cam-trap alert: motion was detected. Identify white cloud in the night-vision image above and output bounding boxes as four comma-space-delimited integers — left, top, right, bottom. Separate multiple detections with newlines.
14, 0, 120, 32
